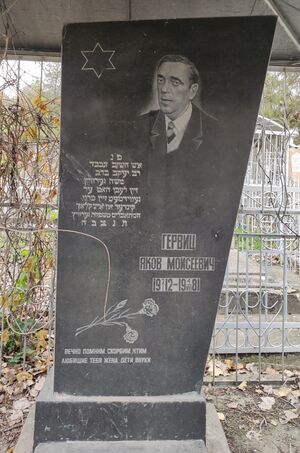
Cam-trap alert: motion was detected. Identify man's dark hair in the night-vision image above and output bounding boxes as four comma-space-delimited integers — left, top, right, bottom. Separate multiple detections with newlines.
157, 54, 200, 86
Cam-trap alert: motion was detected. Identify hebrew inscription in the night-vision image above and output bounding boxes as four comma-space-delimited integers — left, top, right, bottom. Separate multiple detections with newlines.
71, 153, 142, 228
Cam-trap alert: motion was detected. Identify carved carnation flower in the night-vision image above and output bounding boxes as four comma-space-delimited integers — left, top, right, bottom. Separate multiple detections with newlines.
142, 298, 159, 317
123, 327, 138, 344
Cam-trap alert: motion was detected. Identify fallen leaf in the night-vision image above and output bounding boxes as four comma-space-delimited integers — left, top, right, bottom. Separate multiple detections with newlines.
287, 393, 299, 406
217, 412, 225, 421
224, 359, 234, 370
276, 386, 291, 398
33, 360, 48, 372
264, 366, 277, 375
291, 389, 300, 398
246, 363, 258, 373
30, 388, 39, 398
53, 117, 60, 127
4, 369, 17, 385
0, 293, 9, 308
5, 385, 14, 396
34, 376, 46, 392
262, 385, 274, 395
227, 402, 238, 409
236, 363, 245, 370
12, 292, 22, 308
8, 409, 23, 424
238, 381, 247, 391
16, 371, 33, 382
13, 382, 25, 395
1, 329, 10, 345
258, 396, 276, 411
214, 366, 225, 377
206, 361, 224, 377
13, 397, 31, 411
36, 329, 48, 351
206, 358, 239, 375
280, 410, 298, 424
284, 369, 295, 378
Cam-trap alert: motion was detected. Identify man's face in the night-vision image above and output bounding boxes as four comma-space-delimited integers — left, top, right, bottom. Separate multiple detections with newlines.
157, 62, 198, 120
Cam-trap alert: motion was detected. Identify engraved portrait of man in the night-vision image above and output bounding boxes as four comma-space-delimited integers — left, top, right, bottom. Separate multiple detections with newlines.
134, 53, 219, 231
138, 54, 203, 155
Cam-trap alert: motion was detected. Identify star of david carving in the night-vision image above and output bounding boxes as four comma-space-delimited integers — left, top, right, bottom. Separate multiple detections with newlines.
81, 43, 116, 79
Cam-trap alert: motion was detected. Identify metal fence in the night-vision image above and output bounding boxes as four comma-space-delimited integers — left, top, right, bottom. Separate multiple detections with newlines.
0, 59, 59, 374
213, 233, 299, 352
209, 102, 300, 374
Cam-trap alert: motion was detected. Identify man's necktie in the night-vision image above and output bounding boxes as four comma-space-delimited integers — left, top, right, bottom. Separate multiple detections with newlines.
167, 121, 176, 144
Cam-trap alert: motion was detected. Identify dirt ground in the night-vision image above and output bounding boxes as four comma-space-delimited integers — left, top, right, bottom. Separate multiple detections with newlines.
205, 383, 300, 453
204, 353, 300, 452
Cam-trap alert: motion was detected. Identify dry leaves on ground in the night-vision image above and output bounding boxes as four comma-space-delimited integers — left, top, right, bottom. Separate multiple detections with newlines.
205, 375, 300, 453
0, 344, 52, 451
205, 355, 300, 382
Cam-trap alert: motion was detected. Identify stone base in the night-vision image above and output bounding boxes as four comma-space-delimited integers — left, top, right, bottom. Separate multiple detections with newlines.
33, 372, 206, 451
35, 440, 207, 452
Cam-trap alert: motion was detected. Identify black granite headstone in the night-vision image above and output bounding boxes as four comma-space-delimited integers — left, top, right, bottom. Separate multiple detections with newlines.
34, 17, 276, 450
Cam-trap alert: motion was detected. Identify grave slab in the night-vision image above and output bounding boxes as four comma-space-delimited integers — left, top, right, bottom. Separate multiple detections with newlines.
53, 17, 276, 397
33, 16, 275, 451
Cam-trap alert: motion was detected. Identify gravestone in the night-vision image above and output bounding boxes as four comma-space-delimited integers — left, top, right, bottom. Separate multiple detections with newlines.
33, 17, 276, 451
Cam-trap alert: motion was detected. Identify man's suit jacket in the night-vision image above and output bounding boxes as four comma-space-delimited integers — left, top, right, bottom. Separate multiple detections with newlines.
140, 104, 203, 156
134, 104, 217, 232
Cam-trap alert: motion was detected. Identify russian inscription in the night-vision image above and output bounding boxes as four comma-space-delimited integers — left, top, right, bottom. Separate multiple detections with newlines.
140, 234, 216, 293
61, 347, 152, 366
139, 256, 215, 271
161, 233, 196, 250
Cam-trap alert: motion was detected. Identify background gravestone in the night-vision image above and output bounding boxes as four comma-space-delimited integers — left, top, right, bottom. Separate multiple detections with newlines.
34, 16, 276, 450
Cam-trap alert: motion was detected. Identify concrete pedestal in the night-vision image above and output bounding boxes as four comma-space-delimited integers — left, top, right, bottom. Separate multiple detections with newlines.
35, 440, 207, 452
33, 372, 206, 451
